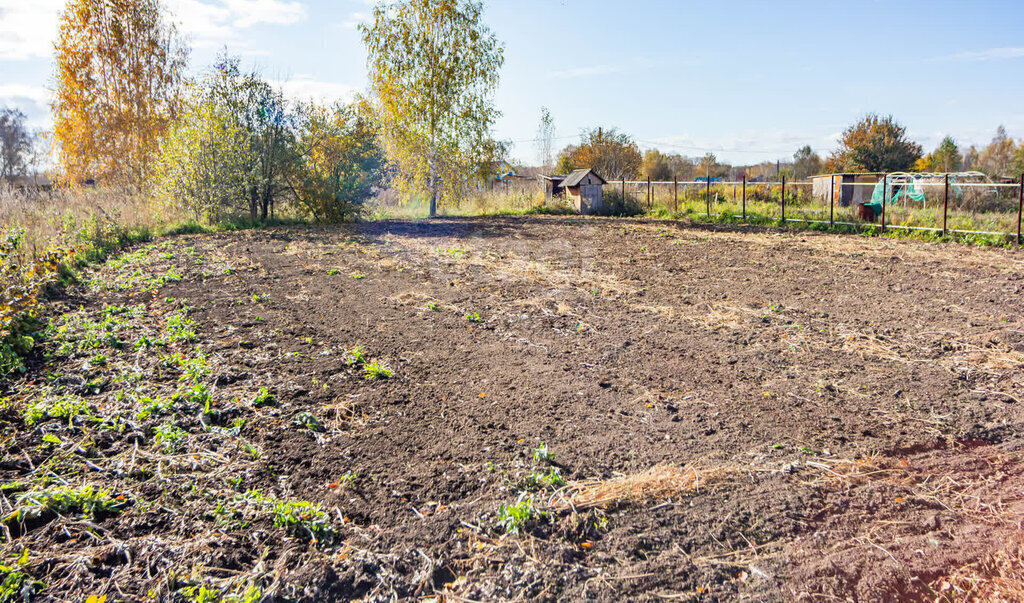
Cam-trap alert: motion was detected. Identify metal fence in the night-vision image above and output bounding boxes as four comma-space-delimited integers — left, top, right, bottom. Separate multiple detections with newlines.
609, 174, 1024, 243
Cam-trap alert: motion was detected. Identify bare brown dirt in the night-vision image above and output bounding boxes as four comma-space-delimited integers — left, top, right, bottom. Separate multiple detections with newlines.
3, 216, 1023, 601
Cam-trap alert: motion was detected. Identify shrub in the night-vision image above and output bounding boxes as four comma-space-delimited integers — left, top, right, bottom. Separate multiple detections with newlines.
0, 229, 78, 380
288, 103, 385, 223
595, 188, 644, 217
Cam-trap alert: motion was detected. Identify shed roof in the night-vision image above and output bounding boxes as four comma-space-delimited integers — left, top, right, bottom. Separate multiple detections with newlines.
810, 172, 886, 179
562, 169, 607, 187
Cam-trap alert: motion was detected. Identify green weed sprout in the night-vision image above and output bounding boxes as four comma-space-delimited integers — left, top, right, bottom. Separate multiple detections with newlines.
363, 361, 393, 380
22, 397, 90, 427
532, 442, 555, 464
464, 312, 482, 323
252, 387, 276, 407
344, 345, 366, 366
497, 494, 541, 535
271, 500, 336, 543
292, 412, 325, 432
524, 467, 565, 491
0, 550, 45, 600
14, 484, 125, 521
136, 396, 174, 420
154, 422, 187, 452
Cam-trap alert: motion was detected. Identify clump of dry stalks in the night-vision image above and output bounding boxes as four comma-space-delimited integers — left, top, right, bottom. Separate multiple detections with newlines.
804, 450, 1024, 600
931, 537, 1024, 602
550, 463, 744, 511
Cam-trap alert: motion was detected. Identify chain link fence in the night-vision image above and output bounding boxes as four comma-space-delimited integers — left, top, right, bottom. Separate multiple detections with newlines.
608, 173, 1024, 243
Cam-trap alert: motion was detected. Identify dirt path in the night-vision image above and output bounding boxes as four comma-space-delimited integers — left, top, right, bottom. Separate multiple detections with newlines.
3, 216, 1022, 600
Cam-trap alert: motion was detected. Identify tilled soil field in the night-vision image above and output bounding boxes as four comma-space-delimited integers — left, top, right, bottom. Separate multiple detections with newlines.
3, 216, 1023, 601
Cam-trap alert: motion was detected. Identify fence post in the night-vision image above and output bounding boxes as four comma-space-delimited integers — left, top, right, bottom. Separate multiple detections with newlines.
673, 176, 678, 213
880, 174, 887, 232
621, 178, 625, 209
781, 176, 786, 224
742, 175, 746, 221
647, 176, 651, 210
942, 173, 949, 237
829, 175, 834, 228
1018, 172, 1023, 245
705, 177, 711, 217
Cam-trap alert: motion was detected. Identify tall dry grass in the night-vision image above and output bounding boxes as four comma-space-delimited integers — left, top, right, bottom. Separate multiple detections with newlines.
0, 183, 189, 379
0, 183, 175, 267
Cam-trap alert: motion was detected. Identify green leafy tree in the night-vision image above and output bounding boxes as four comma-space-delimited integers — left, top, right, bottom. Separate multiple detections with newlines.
288, 101, 385, 222
150, 57, 294, 222
149, 81, 249, 222
556, 127, 641, 180
361, 0, 505, 217
208, 57, 293, 221
792, 145, 823, 179
916, 136, 961, 173
642, 149, 672, 181
933, 136, 962, 172
977, 126, 1016, 178
825, 113, 922, 173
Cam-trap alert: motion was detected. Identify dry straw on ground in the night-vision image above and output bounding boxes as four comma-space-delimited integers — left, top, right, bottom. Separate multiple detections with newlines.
931, 537, 1024, 602
550, 463, 745, 511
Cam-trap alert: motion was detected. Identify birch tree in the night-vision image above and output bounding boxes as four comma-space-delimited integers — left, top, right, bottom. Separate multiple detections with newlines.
536, 106, 555, 171
361, 0, 504, 217
53, 0, 188, 186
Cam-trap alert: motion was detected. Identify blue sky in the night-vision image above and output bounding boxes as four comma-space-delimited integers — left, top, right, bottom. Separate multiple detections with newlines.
2, 0, 1023, 165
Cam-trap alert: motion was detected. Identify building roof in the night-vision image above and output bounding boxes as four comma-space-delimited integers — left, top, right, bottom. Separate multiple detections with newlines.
810, 172, 886, 179
562, 168, 607, 187
540, 174, 566, 182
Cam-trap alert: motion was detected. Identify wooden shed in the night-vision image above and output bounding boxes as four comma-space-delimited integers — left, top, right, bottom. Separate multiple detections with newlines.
541, 174, 567, 199
811, 173, 883, 207
561, 169, 606, 214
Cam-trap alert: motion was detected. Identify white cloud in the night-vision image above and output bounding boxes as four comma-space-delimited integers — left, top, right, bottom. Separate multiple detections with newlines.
0, 0, 64, 60
221, 0, 307, 28
273, 76, 358, 104
937, 47, 1024, 61
0, 84, 51, 106
0, 0, 308, 60
0, 85, 53, 129
167, 0, 308, 48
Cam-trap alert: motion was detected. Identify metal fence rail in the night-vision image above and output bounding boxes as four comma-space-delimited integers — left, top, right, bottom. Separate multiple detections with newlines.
608, 173, 1024, 243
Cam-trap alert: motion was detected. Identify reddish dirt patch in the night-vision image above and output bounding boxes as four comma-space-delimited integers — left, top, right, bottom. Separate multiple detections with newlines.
2, 216, 1023, 600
